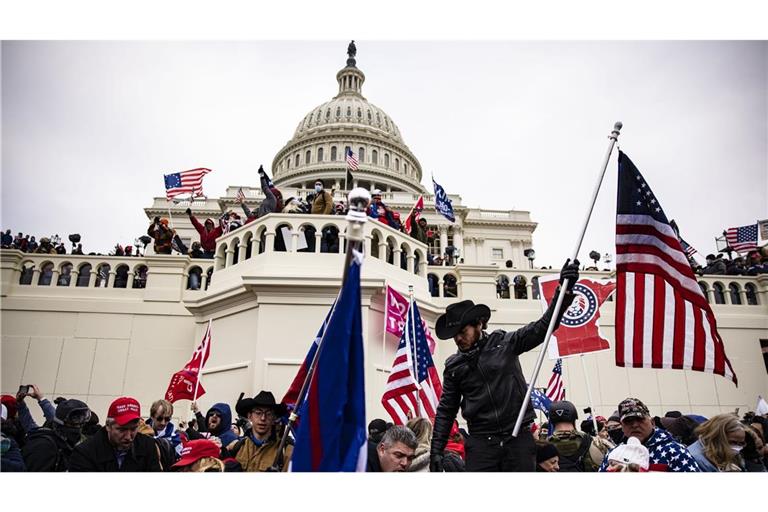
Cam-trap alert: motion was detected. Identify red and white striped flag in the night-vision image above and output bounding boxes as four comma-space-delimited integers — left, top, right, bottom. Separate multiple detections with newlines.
164, 320, 213, 402
403, 195, 424, 235
382, 300, 442, 425
345, 148, 359, 171
545, 359, 566, 401
164, 168, 211, 200
236, 187, 246, 203
615, 152, 737, 384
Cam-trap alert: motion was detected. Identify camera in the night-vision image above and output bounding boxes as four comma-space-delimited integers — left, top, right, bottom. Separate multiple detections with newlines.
68, 233, 81, 244
583, 407, 592, 414
18, 384, 32, 396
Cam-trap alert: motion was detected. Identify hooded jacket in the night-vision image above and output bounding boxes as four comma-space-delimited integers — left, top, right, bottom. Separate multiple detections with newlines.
189, 215, 223, 253
598, 428, 701, 472
68, 427, 161, 472
431, 290, 574, 458
205, 403, 238, 447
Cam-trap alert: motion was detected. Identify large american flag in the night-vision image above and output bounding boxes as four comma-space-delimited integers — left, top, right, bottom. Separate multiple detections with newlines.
615, 152, 737, 384
545, 359, 566, 401
345, 148, 359, 171
725, 224, 758, 253
164, 168, 211, 199
381, 300, 442, 424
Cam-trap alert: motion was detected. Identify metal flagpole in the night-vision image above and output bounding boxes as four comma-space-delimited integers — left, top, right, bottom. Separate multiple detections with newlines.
512, 121, 622, 437
579, 354, 600, 436
408, 285, 421, 417
269, 187, 371, 471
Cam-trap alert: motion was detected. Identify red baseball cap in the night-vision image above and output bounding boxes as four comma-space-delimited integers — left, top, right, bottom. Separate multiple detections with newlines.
1, 395, 17, 420
107, 397, 141, 425
172, 439, 221, 468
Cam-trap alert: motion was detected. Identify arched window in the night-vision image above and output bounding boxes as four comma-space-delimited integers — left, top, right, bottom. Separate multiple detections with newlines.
404, 163, 408, 175
336, 106, 341, 117
376, 112, 381, 124
331, 146, 337, 161
19, 265, 34, 285
367, 110, 372, 121
286, 158, 290, 169
295, 154, 300, 167
428, 274, 439, 297
305, 150, 311, 165
712, 282, 726, 304
133, 265, 148, 289
357, 108, 362, 118
384, 153, 390, 168
113, 264, 129, 288
372, 150, 378, 165
444, 274, 458, 298
728, 283, 742, 305
187, 266, 203, 290
359, 147, 365, 162
395, 158, 400, 171
698, 281, 709, 302
745, 283, 759, 305
346, 106, 351, 117
76, 263, 92, 287
496, 275, 510, 299
325, 109, 331, 120
57, 263, 73, 286
38, 262, 54, 286
513, 275, 528, 299
95, 264, 111, 288
531, 276, 540, 300
345, 146, 351, 159
317, 147, 324, 162
205, 267, 213, 290
274, 224, 291, 252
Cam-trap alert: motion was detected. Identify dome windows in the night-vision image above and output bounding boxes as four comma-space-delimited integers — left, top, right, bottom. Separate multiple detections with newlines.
336, 106, 341, 118
295, 154, 300, 167
357, 108, 362, 119
318, 147, 324, 162
331, 146, 337, 161
395, 158, 400, 171
367, 110, 372, 122
347, 106, 352, 117
372, 150, 378, 165
359, 147, 365, 162
384, 153, 390, 168
306, 150, 311, 165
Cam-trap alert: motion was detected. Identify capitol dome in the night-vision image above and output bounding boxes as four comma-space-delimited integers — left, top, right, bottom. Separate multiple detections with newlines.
272, 43, 425, 195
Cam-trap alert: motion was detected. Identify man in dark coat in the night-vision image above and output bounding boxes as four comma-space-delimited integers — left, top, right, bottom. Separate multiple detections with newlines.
429, 259, 579, 472
69, 396, 161, 472
22, 399, 91, 472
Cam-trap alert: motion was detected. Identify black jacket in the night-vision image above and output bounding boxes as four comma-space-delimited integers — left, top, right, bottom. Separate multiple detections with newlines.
365, 440, 382, 472
431, 289, 574, 457
68, 427, 161, 472
22, 427, 79, 472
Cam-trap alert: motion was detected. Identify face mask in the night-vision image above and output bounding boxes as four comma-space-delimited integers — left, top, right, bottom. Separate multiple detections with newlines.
315, 185, 322, 193
730, 444, 744, 454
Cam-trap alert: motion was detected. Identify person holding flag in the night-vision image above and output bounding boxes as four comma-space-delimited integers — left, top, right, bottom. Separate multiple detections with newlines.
429, 260, 580, 472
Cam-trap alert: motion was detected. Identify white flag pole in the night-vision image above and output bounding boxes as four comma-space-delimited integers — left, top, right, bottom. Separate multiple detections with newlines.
512, 121, 622, 437
382, 287, 389, 389
408, 284, 422, 417
579, 354, 600, 436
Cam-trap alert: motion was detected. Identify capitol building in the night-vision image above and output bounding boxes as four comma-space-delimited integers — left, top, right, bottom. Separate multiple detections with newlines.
2, 44, 767, 428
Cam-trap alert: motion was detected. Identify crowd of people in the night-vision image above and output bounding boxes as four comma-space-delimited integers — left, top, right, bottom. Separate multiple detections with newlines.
696, 251, 768, 276
0, 231, 80, 255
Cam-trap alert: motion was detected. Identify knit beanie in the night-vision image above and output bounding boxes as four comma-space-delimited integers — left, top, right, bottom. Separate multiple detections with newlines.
607, 437, 649, 470
536, 443, 559, 463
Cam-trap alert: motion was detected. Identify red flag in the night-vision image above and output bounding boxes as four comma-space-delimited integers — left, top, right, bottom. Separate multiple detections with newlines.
538, 275, 616, 358
385, 285, 435, 354
165, 321, 212, 403
403, 195, 424, 235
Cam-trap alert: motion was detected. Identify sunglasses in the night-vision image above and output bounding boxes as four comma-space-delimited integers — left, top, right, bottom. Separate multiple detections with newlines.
154, 416, 172, 422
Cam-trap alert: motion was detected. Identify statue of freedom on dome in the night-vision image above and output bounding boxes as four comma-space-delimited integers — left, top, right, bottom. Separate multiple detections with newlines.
347, 40, 357, 59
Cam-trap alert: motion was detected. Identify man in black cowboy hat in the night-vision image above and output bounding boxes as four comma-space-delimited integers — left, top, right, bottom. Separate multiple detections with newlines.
226, 390, 292, 472
429, 259, 580, 472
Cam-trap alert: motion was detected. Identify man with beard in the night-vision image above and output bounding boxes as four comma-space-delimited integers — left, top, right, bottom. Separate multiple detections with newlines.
226, 391, 292, 471
22, 399, 91, 471
598, 398, 700, 472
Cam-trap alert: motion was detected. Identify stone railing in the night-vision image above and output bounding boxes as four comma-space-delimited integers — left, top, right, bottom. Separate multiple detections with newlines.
212, 213, 430, 277
422, 264, 768, 308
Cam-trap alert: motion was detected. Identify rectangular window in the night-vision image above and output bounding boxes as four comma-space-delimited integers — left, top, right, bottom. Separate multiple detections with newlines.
492, 248, 504, 259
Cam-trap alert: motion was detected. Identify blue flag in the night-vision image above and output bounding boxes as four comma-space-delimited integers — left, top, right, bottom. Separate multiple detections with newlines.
530, 388, 552, 417
291, 256, 367, 472
432, 177, 455, 223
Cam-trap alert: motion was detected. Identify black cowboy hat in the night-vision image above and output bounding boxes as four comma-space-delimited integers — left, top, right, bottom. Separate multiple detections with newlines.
435, 300, 491, 340
235, 390, 287, 418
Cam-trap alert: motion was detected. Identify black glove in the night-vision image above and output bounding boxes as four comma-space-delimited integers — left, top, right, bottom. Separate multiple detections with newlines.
153, 216, 160, 224
258, 165, 265, 175
185, 208, 192, 216
429, 453, 445, 472
559, 258, 580, 292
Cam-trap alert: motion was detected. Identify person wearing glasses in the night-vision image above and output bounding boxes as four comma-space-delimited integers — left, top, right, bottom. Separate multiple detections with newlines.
225, 391, 292, 472
146, 399, 182, 469
22, 399, 92, 471
688, 413, 747, 472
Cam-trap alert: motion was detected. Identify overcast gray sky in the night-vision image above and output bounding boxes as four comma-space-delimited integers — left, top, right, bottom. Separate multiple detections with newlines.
2, 41, 766, 267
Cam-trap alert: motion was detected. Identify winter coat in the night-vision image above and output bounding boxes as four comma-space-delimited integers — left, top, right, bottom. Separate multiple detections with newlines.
368, 201, 398, 228
16, 398, 56, 433
409, 218, 428, 244
407, 443, 431, 472
189, 216, 223, 253
431, 289, 574, 457
22, 427, 80, 471
1, 433, 26, 472
147, 222, 175, 254
548, 429, 605, 472
204, 403, 238, 447
687, 439, 742, 472
231, 432, 292, 472
311, 190, 334, 215
256, 174, 278, 218
599, 428, 701, 472
365, 439, 383, 472
68, 427, 162, 472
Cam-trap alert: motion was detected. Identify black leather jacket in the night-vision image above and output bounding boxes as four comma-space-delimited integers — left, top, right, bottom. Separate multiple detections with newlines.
431, 288, 574, 456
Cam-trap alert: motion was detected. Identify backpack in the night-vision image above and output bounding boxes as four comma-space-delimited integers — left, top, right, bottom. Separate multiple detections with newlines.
24, 428, 72, 472
551, 432, 594, 472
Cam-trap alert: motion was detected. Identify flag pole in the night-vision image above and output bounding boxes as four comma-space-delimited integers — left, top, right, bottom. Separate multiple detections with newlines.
382, 288, 388, 390
512, 121, 622, 437
189, 319, 210, 421
269, 187, 371, 471
408, 284, 422, 417
579, 354, 600, 437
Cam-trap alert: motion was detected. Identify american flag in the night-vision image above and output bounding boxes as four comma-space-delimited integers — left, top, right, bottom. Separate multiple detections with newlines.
545, 359, 566, 401
236, 187, 246, 203
725, 224, 758, 253
381, 300, 442, 424
679, 238, 697, 259
164, 168, 211, 200
615, 152, 737, 384
345, 148, 359, 171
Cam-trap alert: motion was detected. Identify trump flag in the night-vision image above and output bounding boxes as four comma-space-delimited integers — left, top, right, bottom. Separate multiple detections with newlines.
538, 275, 616, 358
385, 285, 436, 354
165, 320, 212, 403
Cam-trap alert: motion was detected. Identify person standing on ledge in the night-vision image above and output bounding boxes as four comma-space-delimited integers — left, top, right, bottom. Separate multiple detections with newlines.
429, 259, 580, 472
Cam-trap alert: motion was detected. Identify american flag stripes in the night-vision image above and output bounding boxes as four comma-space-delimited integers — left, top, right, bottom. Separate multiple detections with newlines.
164, 168, 211, 199
345, 148, 359, 171
615, 152, 737, 384
725, 224, 759, 253
545, 359, 566, 401
236, 187, 246, 203
382, 299, 442, 424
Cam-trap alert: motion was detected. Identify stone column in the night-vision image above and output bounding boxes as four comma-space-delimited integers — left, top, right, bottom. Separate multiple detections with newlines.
393, 247, 403, 268
250, 237, 260, 256
264, 231, 276, 253
71, 270, 80, 288
476, 238, 485, 265
200, 272, 208, 291
290, 230, 300, 253
439, 278, 445, 297
238, 243, 247, 262
454, 226, 464, 263
364, 235, 372, 257
127, 273, 135, 289
378, 241, 388, 260
439, 226, 448, 257
406, 254, 415, 273
225, 248, 235, 267
51, 269, 60, 286
106, 271, 115, 288
315, 231, 322, 254
88, 270, 97, 288
32, 268, 41, 285
417, 259, 427, 277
